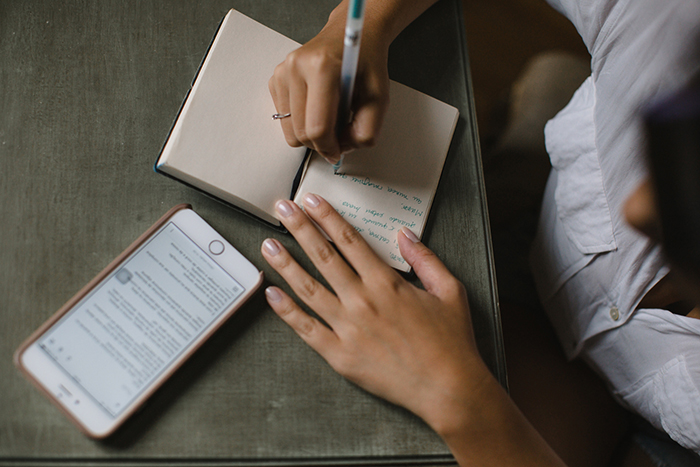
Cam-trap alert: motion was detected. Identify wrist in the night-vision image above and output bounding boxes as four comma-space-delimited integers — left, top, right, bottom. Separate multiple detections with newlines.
421, 358, 499, 440
363, 3, 406, 49
325, 1, 396, 54
425, 363, 566, 467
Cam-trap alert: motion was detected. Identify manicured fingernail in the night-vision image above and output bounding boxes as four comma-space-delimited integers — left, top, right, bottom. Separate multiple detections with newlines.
275, 200, 294, 217
265, 287, 283, 303
262, 238, 280, 256
303, 193, 320, 208
401, 227, 420, 243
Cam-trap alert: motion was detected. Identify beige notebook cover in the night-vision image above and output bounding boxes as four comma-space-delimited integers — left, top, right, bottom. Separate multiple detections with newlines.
155, 9, 459, 271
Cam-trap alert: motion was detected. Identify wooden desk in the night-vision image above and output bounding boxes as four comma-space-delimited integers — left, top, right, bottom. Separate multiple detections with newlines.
0, 0, 504, 464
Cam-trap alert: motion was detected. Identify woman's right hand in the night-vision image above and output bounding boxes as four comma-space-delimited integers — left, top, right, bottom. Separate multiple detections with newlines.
268, 4, 391, 164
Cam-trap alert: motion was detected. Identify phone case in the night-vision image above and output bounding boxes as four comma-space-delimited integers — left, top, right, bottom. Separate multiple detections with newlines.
14, 204, 264, 438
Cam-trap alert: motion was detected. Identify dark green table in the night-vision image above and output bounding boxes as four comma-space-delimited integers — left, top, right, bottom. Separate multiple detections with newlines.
0, 0, 504, 465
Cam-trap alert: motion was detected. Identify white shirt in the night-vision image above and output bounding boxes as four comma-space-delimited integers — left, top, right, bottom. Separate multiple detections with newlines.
530, 0, 700, 453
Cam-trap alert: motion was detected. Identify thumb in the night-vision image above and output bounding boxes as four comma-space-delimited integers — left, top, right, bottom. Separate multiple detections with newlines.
346, 96, 388, 149
397, 228, 455, 297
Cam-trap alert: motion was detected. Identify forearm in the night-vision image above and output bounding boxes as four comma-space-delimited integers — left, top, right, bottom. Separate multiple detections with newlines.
430, 362, 567, 467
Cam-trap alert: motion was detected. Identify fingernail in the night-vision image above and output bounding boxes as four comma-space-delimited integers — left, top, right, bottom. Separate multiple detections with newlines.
275, 200, 294, 217
262, 238, 280, 256
265, 287, 283, 303
303, 193, 320, 208
401, 228, 420, 243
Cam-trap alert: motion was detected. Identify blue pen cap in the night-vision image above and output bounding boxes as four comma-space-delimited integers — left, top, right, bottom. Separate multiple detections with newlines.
350, 0, 365, 19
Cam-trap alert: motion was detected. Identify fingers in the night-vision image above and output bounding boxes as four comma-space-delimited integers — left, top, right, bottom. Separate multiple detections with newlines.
270, 199, 361, 295
293, 194, 389, 279
269, 49, 343, 164
268, 194, 459, 303
304, 59, 342, 161
269, 41, 391, 165
397, 228, 466, 301
287, 67, 310, 149
269, 66, 299, 149
261, 236, 344, 327
345, 82, 389, 150
264, 285, 338, 354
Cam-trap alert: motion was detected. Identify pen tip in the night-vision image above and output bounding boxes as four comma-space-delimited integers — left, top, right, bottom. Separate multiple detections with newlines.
331, 154, 344, 175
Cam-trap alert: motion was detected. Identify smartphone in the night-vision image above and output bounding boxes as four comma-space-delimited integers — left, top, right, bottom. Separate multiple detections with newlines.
14, 204, 263, 438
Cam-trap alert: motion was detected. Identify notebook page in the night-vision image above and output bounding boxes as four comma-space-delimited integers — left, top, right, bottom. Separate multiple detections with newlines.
294, 81, 459, 271
157, 10, 306, 226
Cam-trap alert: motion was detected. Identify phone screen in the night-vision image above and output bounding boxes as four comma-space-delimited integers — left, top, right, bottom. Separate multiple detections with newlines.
36, 222, 245, 418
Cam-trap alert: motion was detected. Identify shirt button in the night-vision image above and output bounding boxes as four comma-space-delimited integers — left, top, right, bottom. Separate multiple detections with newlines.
610, 306, 620, 321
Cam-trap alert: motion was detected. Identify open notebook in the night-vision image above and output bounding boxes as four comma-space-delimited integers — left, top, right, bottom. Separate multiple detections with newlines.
155, 9, 459, 271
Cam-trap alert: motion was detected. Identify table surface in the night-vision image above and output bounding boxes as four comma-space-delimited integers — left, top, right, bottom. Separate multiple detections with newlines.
0, 0, 505, 465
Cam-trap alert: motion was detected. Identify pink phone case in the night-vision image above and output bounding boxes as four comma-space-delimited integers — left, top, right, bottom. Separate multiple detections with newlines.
14, 204, 264, 438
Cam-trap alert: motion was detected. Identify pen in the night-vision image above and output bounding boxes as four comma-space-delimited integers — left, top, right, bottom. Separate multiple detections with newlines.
334, 0, 366, 174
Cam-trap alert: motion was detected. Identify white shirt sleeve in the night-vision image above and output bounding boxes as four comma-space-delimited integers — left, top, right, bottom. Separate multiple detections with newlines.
583, 309, 700, 453
544, 0, 621, 54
